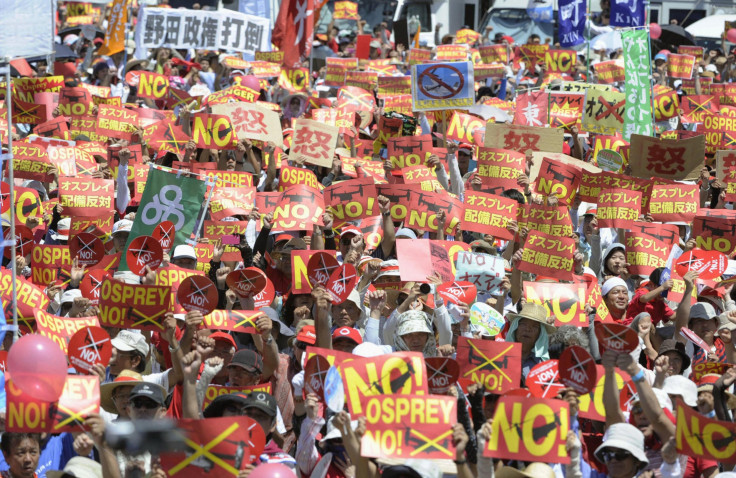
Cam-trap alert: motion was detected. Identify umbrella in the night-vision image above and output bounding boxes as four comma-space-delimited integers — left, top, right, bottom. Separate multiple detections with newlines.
58, 25, 105, 40
685, 14, 736, 40
25, 43, 78, 63
658, 24, 695, 47
590, 30, 622, 52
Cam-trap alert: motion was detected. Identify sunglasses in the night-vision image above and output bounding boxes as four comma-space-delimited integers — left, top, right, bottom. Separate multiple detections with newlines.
601, 450, 633, 463
131, 398, 159, 409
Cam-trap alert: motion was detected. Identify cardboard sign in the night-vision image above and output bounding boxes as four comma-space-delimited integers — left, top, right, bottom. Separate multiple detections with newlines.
161, 417, 266, 475
534, 157, 581, 205
177, 275, 218, 315
33, 310, 99, 354
462, 192, 517, 240
667, 54, 696, 79
211, 102, 283, 146
331, 351, 425, 415
425, 357, 460, 394
272, 184, 325, 231
323, 178, 378, 223
624, 231, 669, 276
675, 249, 727, 280
596, 188, 642, 229
454, 251, 505, 296
484, 123, 563, 154
582, 89, 626, 135
485, 395, 570, 464
96, 104, 138, 140
476, 147, 525, 194
67, 326, 112, 374
202, 310, 263, 334
629, 134, 705, 180
201, 383, 272, 410
559, 346, 597, 394
69, 232, 105, 266
676, 398, 736, 464
595, 323, 638, 354
524, 281, 587, 326
191, 113, 237, 150
518, 231, 575, 281
58, 177, 114, 217
226, 268, 267, 298
594, 60, 625, 84
411, 62, 474, 111
456, 337, 521, 394
6, 375, 100, 433
98, 277, 171, 331
289, 118, 339, 168
361, 394, 457, 461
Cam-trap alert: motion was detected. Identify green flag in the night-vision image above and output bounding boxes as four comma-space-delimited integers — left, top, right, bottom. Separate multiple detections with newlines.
119, 166, 207, 270
622, 29, 653, 140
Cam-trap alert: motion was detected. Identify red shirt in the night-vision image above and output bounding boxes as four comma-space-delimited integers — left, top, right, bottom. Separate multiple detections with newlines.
625, 287, 675, 325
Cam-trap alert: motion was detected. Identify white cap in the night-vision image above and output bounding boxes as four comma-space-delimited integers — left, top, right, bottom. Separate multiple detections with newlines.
52, 217, 71, 241
60, 289, 82, 305
111, 330, 148, 356
663, 375, 698, 407
172, 244, 197, 261
112, 219, 133, 235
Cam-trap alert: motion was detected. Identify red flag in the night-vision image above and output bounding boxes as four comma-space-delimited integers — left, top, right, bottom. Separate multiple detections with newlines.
514, 91, 548, 127
273, 0, 315, 68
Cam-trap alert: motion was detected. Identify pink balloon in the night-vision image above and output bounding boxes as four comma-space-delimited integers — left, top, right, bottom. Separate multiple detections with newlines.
7, 334, 67, 402
248, 463, 297, 478
728, 28, 736, 44
650, 23, 662, 39
240, 75, 262, 92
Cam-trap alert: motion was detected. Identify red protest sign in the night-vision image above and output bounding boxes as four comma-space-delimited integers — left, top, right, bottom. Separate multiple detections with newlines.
292, 249, 338, 294
425, 357, 460, 395
126, 235, 164, 276
516, 204, 574, 237
307, 252, 340, 289
595, 323, 639, 354
34, 310, 99, 354
406, 190, 464, 235
96, 104, 139, 140
152, 221, 176, 253
226, 267, 267, 298
11, 142, 53, 182
177, 275, 218, 315
3, 224, 34, 259
629, 221, 680, 245
676, 398, 736, 465
479, 44, 508, 64
648, 183, 698, 223
624, 231, 669, 276
462, 192, 517, 240
143, 120, 190, 155
693, 209, 736, 253
304, 354, 331, 400
447, 112, 485, 144
1, 269, 49, 320
69, 232, 105, 266
514, 90, 548, 127
98, 277, 171, 332
594, 61, 626, 84
534, 157, 581, 206
210, 186, 255, 221
12, 97, 47, 124
289, 118, 339, 168
323, 178, 378, 223
545, 50, 577, 73
161, 417, 266, 476
597, 188, 642, 229
154, 265, 205, 314
456, 337, 522, 394
654, 88, 680, 121
326, 263, 358, 303
559, 346, 597, 394
527, 360, 565, 398
476, 147, 525, 194
675, 249, 728, 280
361, 394, 457, 461
681, 95, 720, 124
518, 231, 575, 281
272, 184, 325, 231
387, 135, 433, 170
436, 281, 477, 306
523, 281, 587, 326
58, 178, 114, 217
667, 54, 696, 79
191, 113, 237, 150
30, 244, 71, 287
377, 76, 411, 98
67, 326, 112, 374
201, 383, 272, 410
202, 310, 263, 334
135, 71, 170, 99
548, 93, 584, 131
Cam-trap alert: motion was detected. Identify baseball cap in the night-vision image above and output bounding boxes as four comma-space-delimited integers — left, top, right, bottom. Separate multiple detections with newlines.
203, 391, 249, 418
458, 143, 473, 154
395, 228, 417, 240
228, 349, 263, 374
690, 302, 717, 321
112, 219, 133, 235
111, 330, 149, 356
296, 325, 317, 344
172, 245, 197, 261
60, 289, 82, 305
332, 326, 363, 345
654, 52, 668, 62
129, 382, 166, 406
340, 225, 362, 238
261, 306, 295, 337
583, 205, 598, 216
243, 391, 278, 417
52, 217, 71, 241
209, 331, 236, 349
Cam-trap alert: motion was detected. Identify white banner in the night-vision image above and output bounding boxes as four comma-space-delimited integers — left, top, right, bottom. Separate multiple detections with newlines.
0, 0, 55, 60
134, 8, 270, 60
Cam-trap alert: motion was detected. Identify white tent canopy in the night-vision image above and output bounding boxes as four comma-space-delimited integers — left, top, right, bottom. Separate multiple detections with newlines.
685, 14, 736, 40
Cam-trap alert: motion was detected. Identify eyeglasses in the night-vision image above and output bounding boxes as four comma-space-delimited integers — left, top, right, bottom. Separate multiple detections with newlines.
601, 450, 633, 463
131, 398, 159, 409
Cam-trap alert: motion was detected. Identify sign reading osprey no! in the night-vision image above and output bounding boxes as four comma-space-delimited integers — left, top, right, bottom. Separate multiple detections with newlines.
411, 62, 475, 111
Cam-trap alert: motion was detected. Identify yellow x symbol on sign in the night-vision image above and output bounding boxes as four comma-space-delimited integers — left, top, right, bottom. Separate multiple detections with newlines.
686, 98, 712, 113
723, 133, 736, 147
410, 429, 453, 457
14, 102, 40, 118
168, 423, 240, 476
130, 308, 166, 330
54, 402, 98, 430
464, 342, 513, 383
233, 311, 261, 330
552, 117, 577, 130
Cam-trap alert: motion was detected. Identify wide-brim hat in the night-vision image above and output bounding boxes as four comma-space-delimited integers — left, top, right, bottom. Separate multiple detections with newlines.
656, 339, 691, 372
99, 370, 144, 413
594, 423, 649, 468
507, 302, 555, 334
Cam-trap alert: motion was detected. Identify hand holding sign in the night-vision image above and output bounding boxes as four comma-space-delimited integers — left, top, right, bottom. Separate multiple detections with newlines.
177, 275, 218, 315
68, 326, 112, 375
126, 235, 163, 276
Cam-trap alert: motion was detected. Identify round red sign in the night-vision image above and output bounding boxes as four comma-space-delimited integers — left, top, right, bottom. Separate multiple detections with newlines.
304, 354, 331, 401
253, 278, 275, 309
226, 267, 267, 298
79, 269, 109, 306
326, 263, 358, 304
307, 252, 340, 289
559, 345, 598, 395
126, 235, 163, 276
436, 281, 477, 305
526, 359, 565, 399
177, 275, 219, 315
425, 357, 460, 394
3, 225, 34, 259
69, 232, 105, 266
67, 326, 112, 374
152, 221, 176, 253
675, 248, 728, 280
595, 323, 639, 354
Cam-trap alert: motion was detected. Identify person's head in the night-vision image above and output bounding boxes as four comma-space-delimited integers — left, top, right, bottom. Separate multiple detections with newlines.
457, 144, 473, 175
110, 384, 136, 418
582, 208, 598, 236
339, 225, 363, 257
291, 321, 316, 364
655, 339, 690, 376
243, 392, 278, 437
100, 370, 144, 417
171, 245, 198, 270
603, 243, 627, 276
395, 310, 433, 355
92, 61, 109, 81
602, 278, 629, 316
689, 302, 718, 344
111, 219, 132, 253
227, 349, 263, 387
647, 267, 666, 294
663, 375, 698, 409
109, 330, 148, 376
594, 424, 648, 478
332, 326, 363, 353
509, 303, 554, 354
208, 332, 237, 379
469, 239, 496, 255
528, 34, 541, 45
52, 217, 71, 245
716, 311, 736, 343
59, 289, 82, 316
128, 383, 167, 420
696, 374, 727, 415
332, 290, 362, 328
374, 259, 402, 284
274, 238, 307, 275
1, 433, 41, 478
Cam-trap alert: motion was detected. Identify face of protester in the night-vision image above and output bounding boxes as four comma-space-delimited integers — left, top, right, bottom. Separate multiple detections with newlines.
601, 447, 639, 478
629, 401, 649, 428
583, 215, 598, 236
111, 384, 135, 418
129, 396, 166, 420
604, 286, 629, 314
4, 438, 40, 478
112, 231, 129, 253
401, 331, 429, 353
457, 150, 471, 175
332, 301, 361, 327
515, 318, 541, 353
698, 390, 715, 414
289, 97, 302, 116
228, 366, 262, 387
109, 348, 142, 377
245, 407, 275, 437
662, 351, 683, 376
691, 317, 717, 344
211, 342, 235, 379
172, 257, 197, 270
333, 338, 359, 353
606, 250, 627, 275
339, 233, 358, 258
